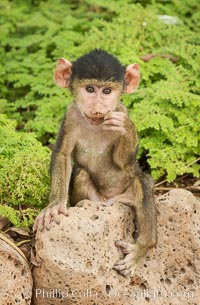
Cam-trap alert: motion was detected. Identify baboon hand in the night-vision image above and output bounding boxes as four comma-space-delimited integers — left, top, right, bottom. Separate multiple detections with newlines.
33, 202, 69, 232
103, 111, 128, 135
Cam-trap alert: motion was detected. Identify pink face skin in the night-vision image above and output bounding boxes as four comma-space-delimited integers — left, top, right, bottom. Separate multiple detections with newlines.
76, 84, 121, 125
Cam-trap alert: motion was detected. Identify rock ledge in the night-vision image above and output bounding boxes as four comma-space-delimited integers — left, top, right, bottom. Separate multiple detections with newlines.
33, 190, 200, 305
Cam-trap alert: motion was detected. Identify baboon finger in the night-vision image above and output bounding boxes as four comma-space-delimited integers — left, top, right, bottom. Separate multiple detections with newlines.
37, 215, 45, 232
113, 263, 127, 271
43, 210, 52, 230
58, 204, 69, 216
115, 240, 135, 253
53, 214, 61, 225
119, 269, 131, 277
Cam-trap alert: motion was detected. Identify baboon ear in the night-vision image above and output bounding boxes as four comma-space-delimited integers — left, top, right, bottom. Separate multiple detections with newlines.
54, 58, 72, 88
124, 64, 140, 93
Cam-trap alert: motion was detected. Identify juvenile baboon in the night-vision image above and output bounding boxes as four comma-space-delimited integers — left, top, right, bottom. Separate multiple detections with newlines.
33, 49, 157, 276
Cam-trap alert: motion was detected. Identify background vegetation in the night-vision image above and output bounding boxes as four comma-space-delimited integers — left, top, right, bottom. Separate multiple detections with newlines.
0, 0, 199, 227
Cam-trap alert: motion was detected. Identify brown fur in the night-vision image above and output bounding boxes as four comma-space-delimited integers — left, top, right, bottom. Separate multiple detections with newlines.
49, 100, 157, 276
33, 51, 157, 276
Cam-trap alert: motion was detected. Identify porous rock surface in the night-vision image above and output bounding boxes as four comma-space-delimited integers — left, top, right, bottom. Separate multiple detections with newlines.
33, 190, 200, 305
33, 201, 135, 305
0, 237, 33, 305
129, 189, 200, 305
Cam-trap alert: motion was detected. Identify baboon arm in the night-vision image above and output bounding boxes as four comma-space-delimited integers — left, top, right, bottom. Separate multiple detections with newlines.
49, 154, 72, 206
49, 109, 77, 207
113, 119, 138, 170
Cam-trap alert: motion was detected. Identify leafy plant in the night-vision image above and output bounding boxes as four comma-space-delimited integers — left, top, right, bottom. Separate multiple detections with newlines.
0, 115, 50, 227
0, 0, 199, 185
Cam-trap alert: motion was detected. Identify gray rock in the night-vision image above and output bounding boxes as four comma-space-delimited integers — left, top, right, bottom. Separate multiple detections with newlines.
129, 189, 200, 305
0, 236, 33, 305
33, 190, 200, 305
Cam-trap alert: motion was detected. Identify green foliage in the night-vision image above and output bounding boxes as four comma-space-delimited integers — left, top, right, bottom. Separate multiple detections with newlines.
127, 57, 200, 180
0, 204, 38, 228
0, 115, 50, 227
0, 0, 199, 186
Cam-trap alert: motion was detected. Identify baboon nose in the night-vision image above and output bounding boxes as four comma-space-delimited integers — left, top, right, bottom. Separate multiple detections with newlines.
93, 111, 103, 117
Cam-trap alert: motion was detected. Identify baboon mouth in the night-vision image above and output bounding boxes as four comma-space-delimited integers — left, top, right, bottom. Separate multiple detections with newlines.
84, 114, 104, 125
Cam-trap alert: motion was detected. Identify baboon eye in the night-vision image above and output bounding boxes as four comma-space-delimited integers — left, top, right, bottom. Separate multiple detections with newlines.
86, 86, 95, 93
103, 88, 112, 94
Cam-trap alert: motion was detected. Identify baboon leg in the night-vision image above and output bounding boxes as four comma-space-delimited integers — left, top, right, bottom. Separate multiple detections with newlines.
69, 166, 104, 206
113, 173, 157, 276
